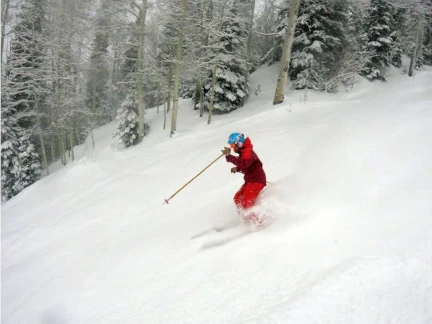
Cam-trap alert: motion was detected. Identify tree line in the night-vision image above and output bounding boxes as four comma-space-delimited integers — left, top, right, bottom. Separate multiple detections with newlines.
1, 0, 431, 201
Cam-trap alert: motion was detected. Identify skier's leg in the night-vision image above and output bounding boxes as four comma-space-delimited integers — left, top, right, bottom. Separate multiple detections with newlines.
233, 184, 245, 209
241, 182, 265, 225
241, 182, 264, 209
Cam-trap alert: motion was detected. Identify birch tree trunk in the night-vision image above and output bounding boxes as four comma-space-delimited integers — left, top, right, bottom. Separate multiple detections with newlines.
1, 0, 10, 66
273, 0, 300, 105
163, 99, 167, 130
408, 20, 424, 77
170, 0, 187, 136
137, 0, 147, 139
167, 64, 172, 113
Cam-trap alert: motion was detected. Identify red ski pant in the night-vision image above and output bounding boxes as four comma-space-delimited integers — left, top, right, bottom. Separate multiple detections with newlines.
234, 182, 265, 210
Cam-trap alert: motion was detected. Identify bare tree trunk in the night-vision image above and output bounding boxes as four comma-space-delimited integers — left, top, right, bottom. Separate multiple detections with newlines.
273, 0, 300, 105
90, 129, 95, 149
30, 29, 49, 176
194, 80, 200, 110
36, 101, 49, 176
170, 0, 187, 136
409, 21, 424, 77
207, 58, 219, 125
137, 0, 147, 139
1, 0, 10, 66
245, 0, 256, 83
63, 133, 68, 164
60, 132, 66, 166
199, 86, 204, 117
49, 136, 55, 163
166, 64, 172, 113
163, 98, 167, 130
92, 73, 98, 124
69, 126, 75, 162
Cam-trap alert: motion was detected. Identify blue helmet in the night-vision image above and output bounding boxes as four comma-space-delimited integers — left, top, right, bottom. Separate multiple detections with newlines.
227, 133, 245, 145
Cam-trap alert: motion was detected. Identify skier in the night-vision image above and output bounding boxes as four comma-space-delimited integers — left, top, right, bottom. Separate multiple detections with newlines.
222, 133, 266, 225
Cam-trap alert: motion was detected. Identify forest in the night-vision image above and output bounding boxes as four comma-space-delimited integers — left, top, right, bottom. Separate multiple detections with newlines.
1, 0, 431, 201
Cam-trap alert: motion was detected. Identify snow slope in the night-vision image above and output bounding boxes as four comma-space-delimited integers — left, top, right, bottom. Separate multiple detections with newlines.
2, 63, 432, 324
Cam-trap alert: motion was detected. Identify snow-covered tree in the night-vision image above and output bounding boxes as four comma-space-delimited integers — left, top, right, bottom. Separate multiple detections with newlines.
289, 0, 349, 92
114, 94, 142, 147
424, 30, 432, 65
1, 98, 41, 201
268, 1, 290, 65
1, 104, 20, 201
389, 6, 404, 67
203, 1, 249, 115
86, 0, 111, 126
360, 0, 398, 81
1, 0, 45, 197
14, 133, 41, 193
253, 0, 279, 65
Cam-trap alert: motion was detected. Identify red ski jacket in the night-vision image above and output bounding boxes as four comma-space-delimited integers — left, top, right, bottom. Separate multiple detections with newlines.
226, 137, 266, 186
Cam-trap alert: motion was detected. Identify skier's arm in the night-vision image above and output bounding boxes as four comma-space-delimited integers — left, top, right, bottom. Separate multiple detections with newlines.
226, 154, 254, 170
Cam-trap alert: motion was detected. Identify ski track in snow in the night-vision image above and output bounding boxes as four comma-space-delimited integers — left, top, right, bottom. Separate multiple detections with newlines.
2, 62, 432, 323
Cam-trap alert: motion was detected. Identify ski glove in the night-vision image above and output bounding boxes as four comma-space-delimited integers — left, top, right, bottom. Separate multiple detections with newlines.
221, 147, 231, 155
231, 167, 237, 174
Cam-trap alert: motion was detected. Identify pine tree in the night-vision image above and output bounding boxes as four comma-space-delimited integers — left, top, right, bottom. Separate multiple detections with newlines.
1, 104, 20, 201
1, 0, 44, 200
14, 133, 41, 193
390, 7, 403, 68
423, 34, 432, 66
360, 0, 397, 81
115, 24, 149, 147
289, 0, 349, 92
203, 3, 249, 114
1, 94, 41, 201
113, 94, 141, 147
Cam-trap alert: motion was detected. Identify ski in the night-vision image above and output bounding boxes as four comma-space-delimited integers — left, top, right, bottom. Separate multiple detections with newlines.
200, 229, 251, 249
190, 222, 240, 240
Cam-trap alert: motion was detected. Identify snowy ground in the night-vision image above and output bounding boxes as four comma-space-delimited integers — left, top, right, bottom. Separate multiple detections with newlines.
2, 62, 432, 324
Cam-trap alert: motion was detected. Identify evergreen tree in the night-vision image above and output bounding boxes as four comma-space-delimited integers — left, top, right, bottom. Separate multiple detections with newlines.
203, 3, 249, 114
1, 0, 45, 200
115, 26, 149, 147
289, 0, 349, 92
1, 104, 20, 201
14, 133, 41, 193
360, 0, 397, 81
1, 94, 41, 201
113, 94, 141, 148
423, 35, 432, 66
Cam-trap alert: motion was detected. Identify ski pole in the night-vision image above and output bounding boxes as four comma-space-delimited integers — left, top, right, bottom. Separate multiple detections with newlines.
163, 153, 225, 205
